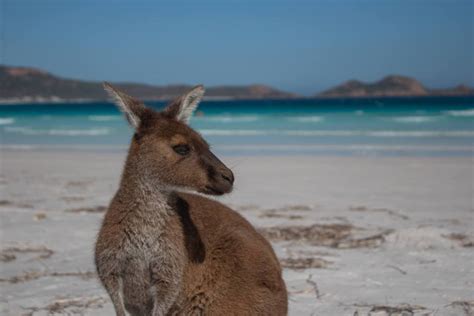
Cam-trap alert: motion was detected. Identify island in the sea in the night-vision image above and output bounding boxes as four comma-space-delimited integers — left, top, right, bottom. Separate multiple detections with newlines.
317, 75, 474, 98
0, 65, 472, 103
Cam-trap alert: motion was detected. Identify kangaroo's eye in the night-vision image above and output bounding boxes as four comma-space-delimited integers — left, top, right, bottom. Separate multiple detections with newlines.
172, 144, 191, 156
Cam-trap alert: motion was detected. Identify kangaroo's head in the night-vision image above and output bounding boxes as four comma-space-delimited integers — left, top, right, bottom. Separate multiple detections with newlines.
104, 82, 234, 195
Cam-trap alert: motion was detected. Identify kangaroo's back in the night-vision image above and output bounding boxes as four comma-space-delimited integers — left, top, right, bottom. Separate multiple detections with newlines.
169, 192, 288, 315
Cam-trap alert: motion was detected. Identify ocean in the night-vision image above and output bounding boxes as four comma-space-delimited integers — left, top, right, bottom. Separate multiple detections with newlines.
0, 96, 473, 156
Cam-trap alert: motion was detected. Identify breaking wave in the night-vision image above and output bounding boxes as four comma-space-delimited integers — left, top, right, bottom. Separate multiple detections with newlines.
443, 109, 474, 117
288, 116, 324, 123
217, 144, 473, 152
199, 129, 474, 137
0, 117, 15, 125
4, 126, 111, 136
88, 115, 120, 121
195, 115, 259, 123
392, 116, 438, 123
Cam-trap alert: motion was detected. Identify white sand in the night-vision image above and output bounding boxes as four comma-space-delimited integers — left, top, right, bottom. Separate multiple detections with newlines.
0, 150, 473, 315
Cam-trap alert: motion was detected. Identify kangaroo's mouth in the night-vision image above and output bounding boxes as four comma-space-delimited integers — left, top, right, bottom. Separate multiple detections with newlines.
202, 185, 226, 196
200, 185, 232, 195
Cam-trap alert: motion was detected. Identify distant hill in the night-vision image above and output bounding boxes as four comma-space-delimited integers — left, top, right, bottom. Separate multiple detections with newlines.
318, 75, 474, 98
429, 84, 474, 96
1, 66, 472, 103
0, 65, 298, 103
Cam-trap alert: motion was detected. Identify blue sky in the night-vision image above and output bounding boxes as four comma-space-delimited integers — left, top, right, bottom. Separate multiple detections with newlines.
1, 0, 472, 95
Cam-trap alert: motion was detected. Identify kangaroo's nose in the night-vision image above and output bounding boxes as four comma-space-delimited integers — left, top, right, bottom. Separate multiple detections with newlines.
221, 170, 234, 185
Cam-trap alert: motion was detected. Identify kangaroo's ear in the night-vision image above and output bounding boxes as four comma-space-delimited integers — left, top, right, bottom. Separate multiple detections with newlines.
103, 82, 147, 129
163, 85, 205, 124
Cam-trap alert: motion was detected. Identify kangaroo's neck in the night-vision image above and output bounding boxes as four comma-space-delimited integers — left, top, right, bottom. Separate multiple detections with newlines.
117, 149, 172, 212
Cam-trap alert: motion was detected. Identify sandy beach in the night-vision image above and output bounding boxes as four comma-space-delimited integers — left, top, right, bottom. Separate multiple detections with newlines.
0, 149, 473, 315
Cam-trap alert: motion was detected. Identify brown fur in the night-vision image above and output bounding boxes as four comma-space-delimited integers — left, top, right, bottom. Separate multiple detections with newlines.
95, 83, 288, 316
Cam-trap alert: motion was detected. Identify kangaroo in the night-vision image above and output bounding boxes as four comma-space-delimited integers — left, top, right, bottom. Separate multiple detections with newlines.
95, 83, 288, 316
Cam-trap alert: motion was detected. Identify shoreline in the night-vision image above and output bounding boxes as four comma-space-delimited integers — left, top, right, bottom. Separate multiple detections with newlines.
1, 144, 473, 158
1, 94, 473, 106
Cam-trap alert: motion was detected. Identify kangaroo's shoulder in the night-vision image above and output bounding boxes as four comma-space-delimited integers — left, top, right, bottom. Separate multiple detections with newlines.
171, 192, 272, 252
172, 191, 250, 227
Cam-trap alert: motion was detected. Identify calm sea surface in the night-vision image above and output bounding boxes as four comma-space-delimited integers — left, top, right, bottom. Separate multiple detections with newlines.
1, 97, 473, 156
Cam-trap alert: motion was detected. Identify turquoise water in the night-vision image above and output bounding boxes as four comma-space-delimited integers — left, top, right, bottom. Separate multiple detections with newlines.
1, 97, 473, 156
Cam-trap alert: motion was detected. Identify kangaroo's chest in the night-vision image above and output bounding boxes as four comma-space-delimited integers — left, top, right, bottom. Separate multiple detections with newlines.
116, 211, 186, 314
119, 212, 175, 260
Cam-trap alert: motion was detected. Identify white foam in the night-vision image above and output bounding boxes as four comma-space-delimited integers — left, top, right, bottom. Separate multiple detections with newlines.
443, 108, 474, 117
4, 127, 34, 134
0, 117, 15, 125
288, 116, 324, 123
200, 129, 268, 136
392, 116, 437, 123
4, 126, 111, 136
367, 130, 474, 137
0, 144, 128, 151
199, 129, 474, 137
49, 128, 111, 136
216, 144, 473, 152
284, 130, 355, 136
195, 115, 259, 123
88, 115, 120, 122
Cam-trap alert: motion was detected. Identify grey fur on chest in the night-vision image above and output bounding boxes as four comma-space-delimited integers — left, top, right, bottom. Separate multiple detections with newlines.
118, 207, 176, 262
116, 205, 185, 316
